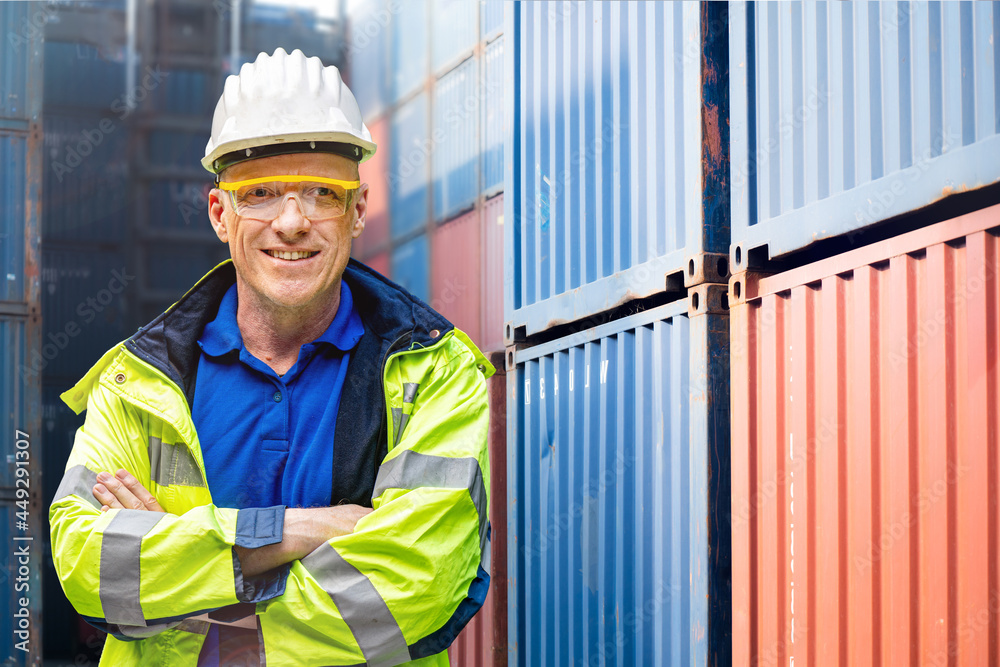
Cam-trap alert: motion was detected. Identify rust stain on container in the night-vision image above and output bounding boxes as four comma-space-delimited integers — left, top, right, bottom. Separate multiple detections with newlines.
731, 204, 1000, 667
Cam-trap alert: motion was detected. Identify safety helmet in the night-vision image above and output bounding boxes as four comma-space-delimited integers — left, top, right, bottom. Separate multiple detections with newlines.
202, 48, 376, 174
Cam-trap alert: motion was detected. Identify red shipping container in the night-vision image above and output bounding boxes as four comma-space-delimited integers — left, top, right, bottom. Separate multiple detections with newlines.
480, 193, 504, 354
361, 249, 390, 280
354, 115, 391, 260
450, 351, 507, 667
431, 208, 482, 345
730, 204, 1000, 666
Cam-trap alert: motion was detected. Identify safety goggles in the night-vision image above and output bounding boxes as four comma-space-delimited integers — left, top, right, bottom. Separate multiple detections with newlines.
217, 175, 360, 221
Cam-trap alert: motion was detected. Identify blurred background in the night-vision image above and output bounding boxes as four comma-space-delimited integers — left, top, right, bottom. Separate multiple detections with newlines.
26, 0, 503, 662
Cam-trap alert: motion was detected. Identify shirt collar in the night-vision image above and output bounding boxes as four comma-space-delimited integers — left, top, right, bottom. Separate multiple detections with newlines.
198, 281, 365, 358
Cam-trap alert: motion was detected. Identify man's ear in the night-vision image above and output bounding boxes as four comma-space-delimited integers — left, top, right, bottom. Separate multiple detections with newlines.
208, 189, 230, 243
351, 183, 369, 239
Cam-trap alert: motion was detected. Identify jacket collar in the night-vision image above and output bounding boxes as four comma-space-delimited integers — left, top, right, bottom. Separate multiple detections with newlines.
125, 258, 454, 409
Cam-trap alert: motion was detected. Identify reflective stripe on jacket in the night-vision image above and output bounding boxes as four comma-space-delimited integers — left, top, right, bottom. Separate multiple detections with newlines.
48, 259, 494, 666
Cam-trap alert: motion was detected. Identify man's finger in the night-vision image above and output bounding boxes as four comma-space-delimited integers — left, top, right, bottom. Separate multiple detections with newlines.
114, 469, 165, 512
93, 471, 145, 511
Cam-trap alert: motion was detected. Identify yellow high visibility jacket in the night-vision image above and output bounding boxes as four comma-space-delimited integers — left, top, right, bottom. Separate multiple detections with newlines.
49, 259, 494, 666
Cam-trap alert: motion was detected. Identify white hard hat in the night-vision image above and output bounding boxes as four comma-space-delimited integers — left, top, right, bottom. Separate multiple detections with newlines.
202, 48, 377, 174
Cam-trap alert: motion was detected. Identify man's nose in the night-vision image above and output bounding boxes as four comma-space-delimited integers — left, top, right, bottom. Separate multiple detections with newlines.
270, 194, 311, 235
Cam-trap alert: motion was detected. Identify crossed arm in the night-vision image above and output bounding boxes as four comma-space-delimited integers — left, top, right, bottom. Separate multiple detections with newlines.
92, 469, 371, 577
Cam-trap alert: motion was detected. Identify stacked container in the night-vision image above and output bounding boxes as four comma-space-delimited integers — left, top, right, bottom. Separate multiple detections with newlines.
728, 2, 1000, 665
0, 4, 44, 664
345, 0, 508, 661
504, 2, 732, 665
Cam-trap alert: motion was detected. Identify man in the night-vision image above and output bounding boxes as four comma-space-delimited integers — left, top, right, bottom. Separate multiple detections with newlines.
49, 48, 493, 666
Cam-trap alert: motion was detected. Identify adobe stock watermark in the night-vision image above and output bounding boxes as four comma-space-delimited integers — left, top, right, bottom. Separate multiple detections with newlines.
51, 66, 169, 182
5, 0, 72, 52
20, 267, 135, 379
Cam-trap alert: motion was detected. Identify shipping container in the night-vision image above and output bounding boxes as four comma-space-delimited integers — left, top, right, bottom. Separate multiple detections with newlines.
481, 0, 503, 40
142, 241, 230, 295
505, 1, 730, 340
391, 0, 428, 102
347, 0, 389, 119
1, 134, 28, 303
40, 247, 132, 382
729, 0, 1000, 269
155, 68, 212, 117
508, 295, 731, 666
481, 193, 505, 354
432, 208, 481, 344
148, 179, 214, 232
482, 35, 503, 196
43, 40, 126, 112
391, 232, 430, 303
433, 57, 478, 223
451, 351, 508, 667
148, 128, 209, 168
42, 113, 129, 242
362, 249, 391, 279
355, 115, 391, 260
1, 6, 44, 663
432, 0, 477, 74
730, 203, 1000, 666
391, 92, 430, 238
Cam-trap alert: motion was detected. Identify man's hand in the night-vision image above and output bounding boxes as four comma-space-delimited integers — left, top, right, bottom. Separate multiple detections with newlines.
93, 469, 165, 513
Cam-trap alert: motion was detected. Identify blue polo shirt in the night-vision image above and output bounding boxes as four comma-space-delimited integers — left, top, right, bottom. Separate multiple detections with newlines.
192, 280, 365, 510
192, 280, 364, 664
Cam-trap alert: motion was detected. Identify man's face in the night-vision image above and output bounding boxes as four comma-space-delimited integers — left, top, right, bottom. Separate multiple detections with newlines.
208, 152, 368, 314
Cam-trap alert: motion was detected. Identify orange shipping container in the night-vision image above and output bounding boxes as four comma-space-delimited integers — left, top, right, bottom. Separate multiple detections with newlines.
355, 115, 390, 260
431, 208, 482, 346
480, 193, 504, 354
730, 204, 1000, 666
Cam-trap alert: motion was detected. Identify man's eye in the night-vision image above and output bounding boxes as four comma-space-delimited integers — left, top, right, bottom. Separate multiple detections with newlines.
249, 188, 271, 198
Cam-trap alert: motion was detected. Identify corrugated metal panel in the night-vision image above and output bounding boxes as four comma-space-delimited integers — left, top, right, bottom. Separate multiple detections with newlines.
506, 1, 730, 338
148, 129, 208, 168
431, 208, 481, 344
390, 92, 430, 238
391, 0, 428, 102
143, 242, 230, 295
481, 193, 504, 353
391, 233, 429, 302
348, 0, 389, 119
0, 2, 28, 121
43, 41, 125, 112
433, 57, 478, 223
509, 299, 731, 666
355, 116, 390, 259
482, 35, 503, 196
40, 248, 131, 382
432, 0, 477, 73
148, 180, 213, 231
1, 134, 27, 302
43, 113, 129, 242
481, 0, 503, 39
729, 0, 1000, 267
156, 68, 211, 116
363, 250, 391, 279
450, 350, 507, 666
0, 319, 27, 491
730, 203, 1000, 666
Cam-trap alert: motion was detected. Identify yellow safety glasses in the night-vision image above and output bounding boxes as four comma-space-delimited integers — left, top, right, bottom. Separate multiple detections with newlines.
217, 175, 361, 221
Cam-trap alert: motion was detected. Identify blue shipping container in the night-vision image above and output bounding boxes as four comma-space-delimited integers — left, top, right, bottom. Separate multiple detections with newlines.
348, 0, 389, 119
44, 41, 126, 112
149, 180, 214, 231
508, 296, 731, 666
433, 57, 478, 222
482, 35, 504, 195
0, 2, 29, 121
391, 92, 430, 237
432, 0, 477, 73
0, 134, 27, 303
41, 247, 131, 382
391, 233, 429, 303
391, 0, 428, 102
505, 1, 730, 339
148, 129, 209, 168
43, 113, 129, 242
729, 0, 1000, 267
481, 0, 503, 39
144, 242, 231, 294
